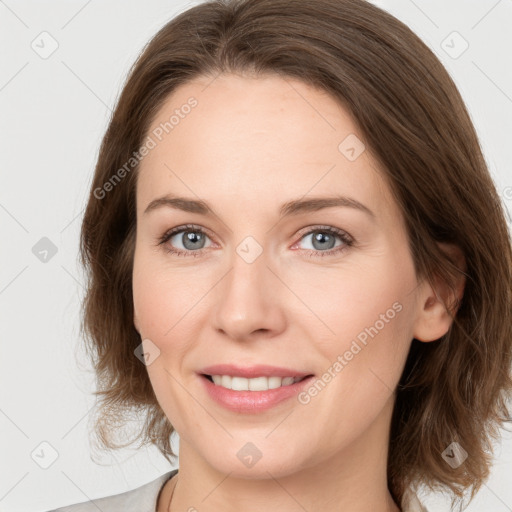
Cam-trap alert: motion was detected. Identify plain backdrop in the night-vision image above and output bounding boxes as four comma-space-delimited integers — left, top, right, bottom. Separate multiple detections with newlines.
1, 0, 511, 511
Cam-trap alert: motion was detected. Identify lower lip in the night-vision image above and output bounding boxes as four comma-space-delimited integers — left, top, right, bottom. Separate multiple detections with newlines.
199, 374, 315, 413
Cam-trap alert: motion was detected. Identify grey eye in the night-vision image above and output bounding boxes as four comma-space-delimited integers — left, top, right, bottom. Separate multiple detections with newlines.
170, 230, 211, 251
300, 230, 343, 251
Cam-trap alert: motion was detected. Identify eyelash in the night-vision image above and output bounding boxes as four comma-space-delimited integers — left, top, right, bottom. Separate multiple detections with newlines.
156, 223, 354, 259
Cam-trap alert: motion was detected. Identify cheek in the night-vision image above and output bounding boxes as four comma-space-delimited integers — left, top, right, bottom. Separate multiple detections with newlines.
289, 259, 409, 340
132, 249, 192, 339
132, 255, 192, 421
132, 248, 208, 393
294, 253, 416, 387
299, 285, 414, 451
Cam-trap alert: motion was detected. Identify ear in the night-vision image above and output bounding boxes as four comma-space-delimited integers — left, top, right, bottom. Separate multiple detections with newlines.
413, 242, 466, 343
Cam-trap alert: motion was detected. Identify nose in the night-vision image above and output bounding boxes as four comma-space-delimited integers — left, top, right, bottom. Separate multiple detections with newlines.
212, 244, 287, 341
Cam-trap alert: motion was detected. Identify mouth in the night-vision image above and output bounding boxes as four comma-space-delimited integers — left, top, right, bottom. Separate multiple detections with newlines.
198, 371, 316, 413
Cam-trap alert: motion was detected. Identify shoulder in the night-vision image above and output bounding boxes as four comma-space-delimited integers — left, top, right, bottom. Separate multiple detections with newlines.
401, 486, 429, 512
49, 469, 178, 512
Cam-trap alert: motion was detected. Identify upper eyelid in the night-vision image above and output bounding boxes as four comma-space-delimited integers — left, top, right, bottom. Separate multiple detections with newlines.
296, 224, 350, 237
163, 224, 216, 243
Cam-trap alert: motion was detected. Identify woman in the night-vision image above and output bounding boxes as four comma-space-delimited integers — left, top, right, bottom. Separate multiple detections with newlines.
52, 0, 512, 510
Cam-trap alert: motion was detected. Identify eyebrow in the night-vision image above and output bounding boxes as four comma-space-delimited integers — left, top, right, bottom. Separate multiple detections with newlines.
143, 194, 375, 220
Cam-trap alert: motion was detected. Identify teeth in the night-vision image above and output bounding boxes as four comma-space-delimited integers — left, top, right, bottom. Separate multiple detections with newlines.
211, 375, 302, 391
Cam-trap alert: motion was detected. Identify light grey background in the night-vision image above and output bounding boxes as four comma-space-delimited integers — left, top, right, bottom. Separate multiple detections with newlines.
1, 1, 511, 511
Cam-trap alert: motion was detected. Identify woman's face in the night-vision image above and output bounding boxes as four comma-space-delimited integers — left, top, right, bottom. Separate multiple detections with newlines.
132, 73, 428, 478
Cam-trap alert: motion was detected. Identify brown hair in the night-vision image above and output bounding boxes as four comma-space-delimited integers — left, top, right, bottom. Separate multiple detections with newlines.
79, 0, 512, 508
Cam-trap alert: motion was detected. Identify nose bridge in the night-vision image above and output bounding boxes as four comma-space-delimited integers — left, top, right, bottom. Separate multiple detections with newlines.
213, 234, 283, 338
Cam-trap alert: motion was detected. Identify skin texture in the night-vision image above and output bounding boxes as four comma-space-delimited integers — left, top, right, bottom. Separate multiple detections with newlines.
132, 73, 465, 512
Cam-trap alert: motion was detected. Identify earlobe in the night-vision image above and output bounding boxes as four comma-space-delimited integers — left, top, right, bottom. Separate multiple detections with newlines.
412, 243, 466, 343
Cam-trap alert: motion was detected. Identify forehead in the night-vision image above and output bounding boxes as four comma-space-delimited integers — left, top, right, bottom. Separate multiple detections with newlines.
137, 73, 397, 223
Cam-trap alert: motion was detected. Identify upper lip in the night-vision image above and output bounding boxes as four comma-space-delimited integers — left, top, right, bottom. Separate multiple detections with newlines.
199, 364, 313, 379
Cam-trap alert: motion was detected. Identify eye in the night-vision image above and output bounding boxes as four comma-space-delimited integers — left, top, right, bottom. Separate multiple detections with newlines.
293, 225, 354, 258
157, 224, 354, 259
157, 224, 213, 257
